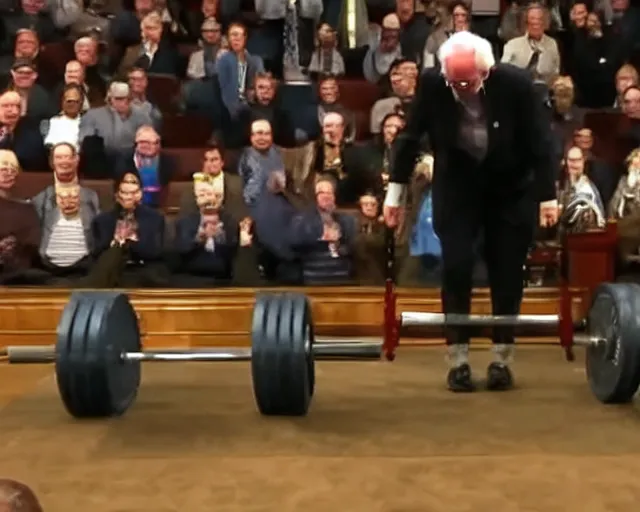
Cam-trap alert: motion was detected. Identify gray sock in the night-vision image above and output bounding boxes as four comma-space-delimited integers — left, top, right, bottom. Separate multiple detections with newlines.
493, 344, 515, 365
446, 344, 469, 368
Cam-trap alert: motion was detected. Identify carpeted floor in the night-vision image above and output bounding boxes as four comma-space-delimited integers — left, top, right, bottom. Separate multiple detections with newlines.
1, 347, 640, 511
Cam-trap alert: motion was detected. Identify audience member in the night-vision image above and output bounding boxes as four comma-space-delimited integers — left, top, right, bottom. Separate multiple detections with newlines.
73, 36, 108, 94
308, 23, 345, 78
0, 149, 42, 284
317, 74, 356, 143
353, 191, 386, 284
115, 125, 173, 209
7, 58, 55, 121
179, 144, 247, 222
366, 111, 405, 196
614, 64, 638, 108
423, 1, 470, 69
127, 66, 162, 130
0, 90, 47, 171
51, 60, 100, 113
364, 14, 403, 84
395, 0, 431, 65
290, 177, 355, 285
370, 58, 414, 135
0, 478, 43, 512
609, 148, 640, 220
84, 171, 167, 287
43, 83, 85, 149
501, 4, 560, 84
186, 17, 227, 80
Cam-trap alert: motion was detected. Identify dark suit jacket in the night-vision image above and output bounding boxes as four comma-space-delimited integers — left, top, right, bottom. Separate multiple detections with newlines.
179, 172, 248, 222
118, 38, 184, 78
115, 150, 175, 208
91, 204, 165, 262
390, 64, 555, 229
0, 118, 47, 171
25, 84, 56, 122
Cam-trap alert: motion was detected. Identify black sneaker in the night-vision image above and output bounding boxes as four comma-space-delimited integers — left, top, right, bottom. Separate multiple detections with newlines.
486, 362, 514, 391
447, 363, 475, 392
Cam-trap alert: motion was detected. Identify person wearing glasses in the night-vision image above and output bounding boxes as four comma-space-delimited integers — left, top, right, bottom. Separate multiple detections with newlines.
383, 31, 559, 393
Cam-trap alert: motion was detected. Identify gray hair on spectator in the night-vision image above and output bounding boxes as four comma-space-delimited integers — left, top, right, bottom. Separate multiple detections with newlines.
0, 479, 43, 512
74, 36, 97, 50
315, 174, 337, 192
437, 31, 495, 77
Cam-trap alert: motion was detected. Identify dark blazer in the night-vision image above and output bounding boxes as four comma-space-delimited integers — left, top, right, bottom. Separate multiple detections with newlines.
0, 118, 47, 171
118, 38, 184, 78
115, 150, 175, 186
91, 204, 165, 262
25, 84, 57, 122
179, 172, 248, 222
174, 210, 237, 278
390, 64, 555, 229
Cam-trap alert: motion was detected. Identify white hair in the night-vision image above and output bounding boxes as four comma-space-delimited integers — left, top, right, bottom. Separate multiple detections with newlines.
438, 31, 495, 77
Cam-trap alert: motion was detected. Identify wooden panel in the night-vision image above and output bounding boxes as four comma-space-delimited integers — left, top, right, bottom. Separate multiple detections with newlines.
0, 287, 585, 349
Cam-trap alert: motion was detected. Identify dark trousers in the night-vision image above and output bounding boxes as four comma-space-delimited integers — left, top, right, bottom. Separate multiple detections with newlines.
78, 247, 169, 288
437, 196, 535, 345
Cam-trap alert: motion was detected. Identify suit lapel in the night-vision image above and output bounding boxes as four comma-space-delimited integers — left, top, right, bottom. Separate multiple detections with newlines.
480, 72, 499, 155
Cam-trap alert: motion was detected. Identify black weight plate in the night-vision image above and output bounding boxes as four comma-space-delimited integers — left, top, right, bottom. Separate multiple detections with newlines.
55, 292, 141, 418
586, 283, 640, 404
251, 292, 313, 416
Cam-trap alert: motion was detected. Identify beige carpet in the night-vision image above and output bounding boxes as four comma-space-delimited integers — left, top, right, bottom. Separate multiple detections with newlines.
0, 347, 639, 511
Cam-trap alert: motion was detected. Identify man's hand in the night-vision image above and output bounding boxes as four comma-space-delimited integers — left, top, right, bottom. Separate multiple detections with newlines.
321, 224, 340, 242
0, 235, 17, 254
204, 222, 218, 239
383, 183, 407, 229
539, 200, 559, 227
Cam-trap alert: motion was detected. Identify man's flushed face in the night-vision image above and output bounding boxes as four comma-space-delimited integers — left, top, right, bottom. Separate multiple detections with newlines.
319, 79, 338, 104
0, 94, 21, 125
52, 144, 78, 181
202, 149, 223, 175
444, 49, 485, 98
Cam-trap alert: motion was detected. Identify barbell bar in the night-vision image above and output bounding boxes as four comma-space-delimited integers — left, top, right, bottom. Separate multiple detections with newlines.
3, 339, 384, 364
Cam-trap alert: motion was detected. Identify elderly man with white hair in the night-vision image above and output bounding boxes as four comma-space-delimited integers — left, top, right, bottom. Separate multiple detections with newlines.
384, 31, 559, 393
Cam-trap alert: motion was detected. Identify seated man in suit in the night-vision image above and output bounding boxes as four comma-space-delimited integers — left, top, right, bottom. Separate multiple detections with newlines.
353, 191, 387, 285
0, 90, 47, 171
290, 176, 356, 285
251, 169, 306, 284
312, 112, 374, 206
115, 125, 173, 210
7, 58, 56, 122
0, 149, 43, 284
31, 142, 100, 282
179, 143, 247, 222
81, 171, 168, 288
78, 82, 153, 178
173, 173, 238, 287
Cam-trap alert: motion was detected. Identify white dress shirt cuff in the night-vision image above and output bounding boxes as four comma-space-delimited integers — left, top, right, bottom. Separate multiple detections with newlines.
384, 183, 407, 208
541, 199, 558, 208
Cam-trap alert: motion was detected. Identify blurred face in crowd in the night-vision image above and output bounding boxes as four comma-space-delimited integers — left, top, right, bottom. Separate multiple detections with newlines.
135, 127, 161, 158
141, 17, 163, 44
61, 87, 83, 118
0, 154, 19, 191
611, 0, 629, 12
117, 174, 142, 209
51, 143, 78, 182
630, 151, 640, 170
64, 60, 84, 84
526, 7, 545, 40
228, 24, 247, 53
565, 147, 584, 181
315, 180, 336, 212
323, 112, 345, 145
552, 76, 574, 111
21, 0, 45, 15
586, 12, 602, 34
0, 92, 21, 127
571, 3, 588, 28
382, 114, 405, 145
10, 64, 37, 90
202, 148, 223, 176
399, 61, 418, 82
14, 30, 38, 59
452, 5, 470, 32
250, 120, 272, 151
359, 194, 378, 219
74, 38, 97, 66
317, 24, 336, 48
254, 77, 275, 106
128, 69, 148, 96
390, 66, 410, 96
395, 0, 414, 23
616, 66, 638, 95
135, 0, 154, 15
443, 49, 486, 99
573, 128, 593, 152
56, 185, 80, 217
379, 27, 400, 53
623, 87, 640, 119
202, 23, 221, 45
202, 0, 218, 18
319, 78, 338, 104
109, 91, 131, 116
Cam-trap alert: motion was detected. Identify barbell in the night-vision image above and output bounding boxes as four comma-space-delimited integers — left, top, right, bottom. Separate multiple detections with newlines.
2, 282, 640, 419
1, 291, 382, 419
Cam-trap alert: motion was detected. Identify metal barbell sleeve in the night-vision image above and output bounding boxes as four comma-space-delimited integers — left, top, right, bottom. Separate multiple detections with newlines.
400, 312, 561, 327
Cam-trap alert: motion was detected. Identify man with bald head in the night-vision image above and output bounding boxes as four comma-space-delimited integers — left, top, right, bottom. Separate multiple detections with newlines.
384, 32, 559, 392
0, 90, 47, 171
238, 119, 286, 207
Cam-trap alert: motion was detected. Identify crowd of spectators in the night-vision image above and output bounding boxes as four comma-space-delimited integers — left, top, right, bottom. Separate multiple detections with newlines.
0, 0, 639, 288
